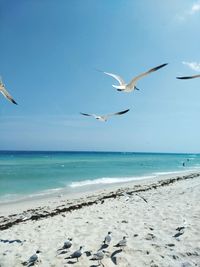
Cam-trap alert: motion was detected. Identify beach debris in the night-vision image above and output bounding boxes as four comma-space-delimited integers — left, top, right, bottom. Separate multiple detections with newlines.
135, 193, 148, 203
173, 223, 186, 239
176, 226, 185, 232
90, 250, 106, 266
166, 243, 175, 247
97, 63, 168, 92
0, 239, 24, 244
122, 192, 130, 201
114, 236, 127, 250
173, 230, 184, 239
65, 246, 83, 262
121, 220, 128, 223
22, 250, 41, 266
145, 233, 156, 240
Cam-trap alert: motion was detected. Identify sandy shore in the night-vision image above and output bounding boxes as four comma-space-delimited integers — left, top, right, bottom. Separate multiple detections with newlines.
0, 172, 200, 267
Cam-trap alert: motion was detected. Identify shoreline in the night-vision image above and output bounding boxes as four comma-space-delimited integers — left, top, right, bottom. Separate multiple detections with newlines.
0, 171, 199, 231
0, 168, 196, 206
0, 171, 200, 266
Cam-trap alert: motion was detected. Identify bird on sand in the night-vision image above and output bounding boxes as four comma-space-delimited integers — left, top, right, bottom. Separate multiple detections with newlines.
0, 77, 18, 104
176, 74, 200, 79
65, 246, 83, 262
114, 236, 127, 250
98, 63, 168, 92
90, 250, 106, 266
80, 109, 129, 122
103, 231, 112, 245
22, 250, 41, 266
57, 238, 72, 254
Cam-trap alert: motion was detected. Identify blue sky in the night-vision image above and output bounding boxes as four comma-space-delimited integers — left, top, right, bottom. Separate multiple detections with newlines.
1, 0, 200, 152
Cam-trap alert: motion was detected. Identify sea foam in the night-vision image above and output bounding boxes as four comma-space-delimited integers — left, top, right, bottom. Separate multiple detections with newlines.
69, 175, 155, 188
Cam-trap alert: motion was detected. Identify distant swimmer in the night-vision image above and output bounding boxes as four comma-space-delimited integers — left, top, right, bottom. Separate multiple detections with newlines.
182, 162, 185, 167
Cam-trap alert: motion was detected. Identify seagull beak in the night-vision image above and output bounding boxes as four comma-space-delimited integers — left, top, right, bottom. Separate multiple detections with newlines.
135, 87, 140, 91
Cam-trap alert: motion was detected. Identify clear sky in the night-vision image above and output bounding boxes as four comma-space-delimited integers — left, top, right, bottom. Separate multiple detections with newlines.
1, 0, 200, 152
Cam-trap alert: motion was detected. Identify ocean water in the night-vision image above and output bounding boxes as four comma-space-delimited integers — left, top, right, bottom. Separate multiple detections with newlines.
0, 151, 200, 203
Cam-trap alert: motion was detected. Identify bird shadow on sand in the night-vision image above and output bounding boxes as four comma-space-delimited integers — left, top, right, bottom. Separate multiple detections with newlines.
84, 250, 92, 257
66, 260, 77, 264
90, 264, 105, 267
111, 249, 122, 265
98, 244, 109, 251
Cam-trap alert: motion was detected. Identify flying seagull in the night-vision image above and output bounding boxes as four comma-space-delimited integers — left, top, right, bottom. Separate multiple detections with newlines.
80, 109, 129, 122
176, 74, 200, 80
0, 77, 18, 105
98, 63, 168, 92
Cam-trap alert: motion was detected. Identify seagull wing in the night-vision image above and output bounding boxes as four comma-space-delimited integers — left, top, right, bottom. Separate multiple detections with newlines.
176, 74, 200, 79
80, 112, 97, 119
103, 71, 126, 85
0, 86, 18, 105
113, 109, 130, 116
128, 63, 168, 87
102, 109, 130, 120
80, 112, 92, 116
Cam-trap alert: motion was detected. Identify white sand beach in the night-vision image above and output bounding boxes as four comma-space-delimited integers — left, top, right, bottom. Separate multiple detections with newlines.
0, 172, 200, 267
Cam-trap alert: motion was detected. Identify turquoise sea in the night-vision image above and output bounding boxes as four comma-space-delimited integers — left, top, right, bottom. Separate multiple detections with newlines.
0, 151, 200, 203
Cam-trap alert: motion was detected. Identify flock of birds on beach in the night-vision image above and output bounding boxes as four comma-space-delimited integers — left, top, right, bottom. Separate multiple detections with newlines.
22, 232, 127, 267
1, 65, 200, 121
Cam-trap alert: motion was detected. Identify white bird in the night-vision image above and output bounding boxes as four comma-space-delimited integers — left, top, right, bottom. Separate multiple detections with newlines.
65, 246, 83, 262
176, 74, 200, 80
0, 77, 18, 104
114, 236, 127, 250
80, 109, 129, 122
103, 231, 112, 245
99, 63, 168, 92
90, 250, 106, 266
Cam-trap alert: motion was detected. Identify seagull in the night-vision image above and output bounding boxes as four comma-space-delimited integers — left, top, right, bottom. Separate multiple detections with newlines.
103, 231, 112, 245
99, 63, 168, 92
114, 236, 127, 250
22, 250, 41, 266
176, 74, 200, 80
80, 109, 129, 122
90, 250, 106, 266
57, 238, 72, 253
65, 246, 83, 262
0, 77, 18, 104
